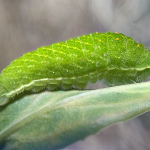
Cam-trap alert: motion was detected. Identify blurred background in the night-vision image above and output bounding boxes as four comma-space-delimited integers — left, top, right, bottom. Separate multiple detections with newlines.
0, 0, 150, 150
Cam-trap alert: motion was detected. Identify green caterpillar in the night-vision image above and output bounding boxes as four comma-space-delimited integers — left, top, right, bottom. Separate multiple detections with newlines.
0, 31, 150, 106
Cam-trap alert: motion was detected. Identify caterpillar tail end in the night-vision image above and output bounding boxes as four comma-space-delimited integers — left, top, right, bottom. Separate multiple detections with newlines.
0, 95, 9, 106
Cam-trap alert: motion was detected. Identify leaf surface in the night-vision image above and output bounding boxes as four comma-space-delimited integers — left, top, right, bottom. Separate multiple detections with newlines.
1, 81, 150, 150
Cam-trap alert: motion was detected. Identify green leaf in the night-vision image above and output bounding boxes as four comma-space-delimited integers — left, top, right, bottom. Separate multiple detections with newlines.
1, 81, 150, 150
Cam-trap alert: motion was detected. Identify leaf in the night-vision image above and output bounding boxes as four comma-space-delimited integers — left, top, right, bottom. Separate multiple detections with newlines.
1, 81, 150, 150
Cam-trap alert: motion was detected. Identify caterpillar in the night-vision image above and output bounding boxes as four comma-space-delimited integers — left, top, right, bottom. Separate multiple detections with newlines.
0, 31, 150, 106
